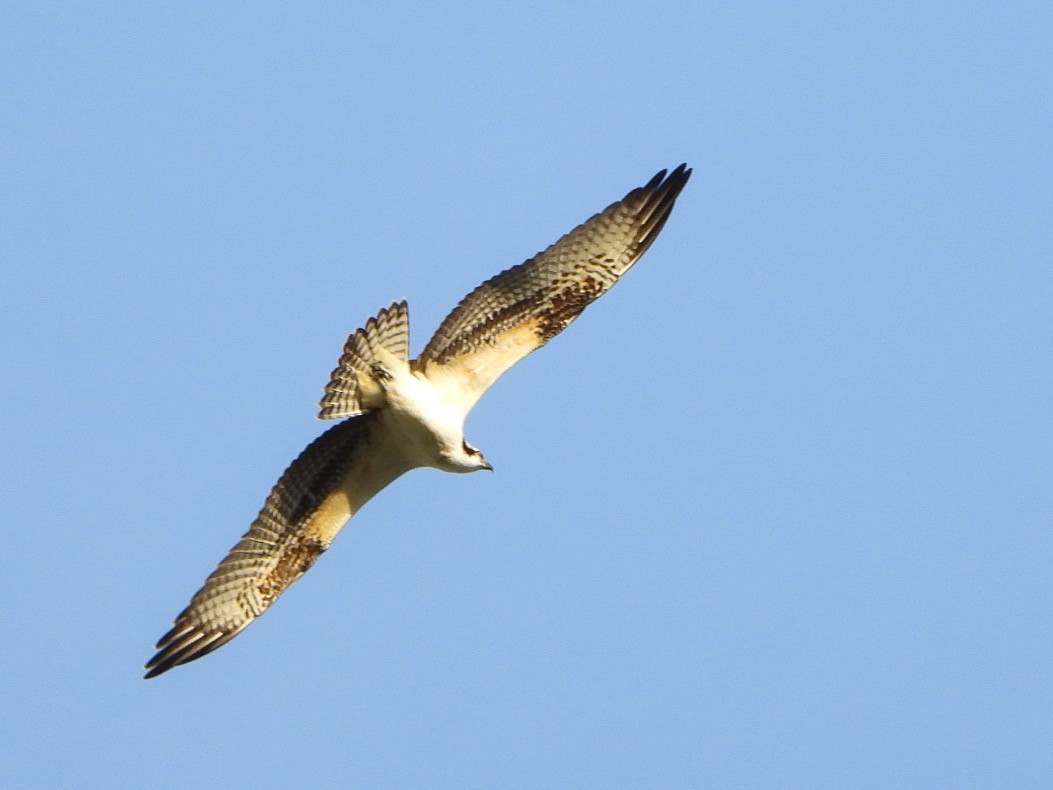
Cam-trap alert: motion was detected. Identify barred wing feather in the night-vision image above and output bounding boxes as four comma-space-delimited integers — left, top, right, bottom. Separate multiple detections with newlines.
417, 165, 691, 412
145, 414, 413, 678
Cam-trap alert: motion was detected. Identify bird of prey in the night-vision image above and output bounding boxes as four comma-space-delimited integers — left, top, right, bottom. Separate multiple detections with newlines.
145, 164, 691, 678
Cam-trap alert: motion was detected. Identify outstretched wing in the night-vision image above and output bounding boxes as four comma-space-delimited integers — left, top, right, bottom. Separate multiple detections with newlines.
416, 164, 691, 412
145, 413, 412, 678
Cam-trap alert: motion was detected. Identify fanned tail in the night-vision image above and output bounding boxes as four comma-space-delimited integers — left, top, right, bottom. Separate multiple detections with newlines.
318, 300, 410, 420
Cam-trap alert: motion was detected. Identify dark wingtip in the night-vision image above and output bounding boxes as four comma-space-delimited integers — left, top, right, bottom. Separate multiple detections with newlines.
144, 623, 233, 679
633, 163, 691, 205
663, 162, 692, 191
643, 168, 668, 191
144, 647, 171, 679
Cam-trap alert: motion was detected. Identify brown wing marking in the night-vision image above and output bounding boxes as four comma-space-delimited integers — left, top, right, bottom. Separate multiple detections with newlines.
417, 165, 690, 411
145, 412, 407, 678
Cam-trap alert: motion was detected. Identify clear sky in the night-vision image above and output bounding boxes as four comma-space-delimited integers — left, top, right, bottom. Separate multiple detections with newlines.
3, 3, 1051, 787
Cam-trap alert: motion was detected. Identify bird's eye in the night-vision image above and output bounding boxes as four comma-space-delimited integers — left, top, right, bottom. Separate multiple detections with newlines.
463, 440, 479, 456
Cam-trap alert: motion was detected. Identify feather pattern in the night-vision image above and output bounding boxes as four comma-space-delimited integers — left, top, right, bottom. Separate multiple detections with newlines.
145, 413, 413, 677
319, 301, 410, 420
418, 164, 691, 411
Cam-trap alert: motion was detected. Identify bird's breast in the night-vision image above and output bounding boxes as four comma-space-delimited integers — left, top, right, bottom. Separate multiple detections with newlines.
377, 371, 464, 468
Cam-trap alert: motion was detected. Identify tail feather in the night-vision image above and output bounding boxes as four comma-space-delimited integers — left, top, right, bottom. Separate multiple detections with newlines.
318, 300, 410, 420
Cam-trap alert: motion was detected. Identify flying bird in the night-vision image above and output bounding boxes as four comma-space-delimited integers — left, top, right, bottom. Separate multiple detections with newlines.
145, 164, 691, 678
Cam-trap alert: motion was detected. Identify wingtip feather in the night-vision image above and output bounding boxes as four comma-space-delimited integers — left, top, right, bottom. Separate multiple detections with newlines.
145, 626, 232, 679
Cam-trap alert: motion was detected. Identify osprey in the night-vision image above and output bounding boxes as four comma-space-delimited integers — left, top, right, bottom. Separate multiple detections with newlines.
145, 164, 691, 678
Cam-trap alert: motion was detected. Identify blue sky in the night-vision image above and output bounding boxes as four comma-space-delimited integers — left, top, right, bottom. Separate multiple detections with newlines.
3, 3, 1051, 787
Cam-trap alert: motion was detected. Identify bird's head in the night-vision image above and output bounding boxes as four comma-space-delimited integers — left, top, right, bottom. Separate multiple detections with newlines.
444, 439, 493, 473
